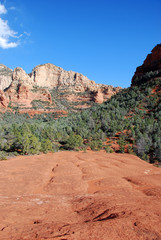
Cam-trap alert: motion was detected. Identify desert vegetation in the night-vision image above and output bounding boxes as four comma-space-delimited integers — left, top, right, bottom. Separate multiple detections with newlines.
0, 78, 160, 163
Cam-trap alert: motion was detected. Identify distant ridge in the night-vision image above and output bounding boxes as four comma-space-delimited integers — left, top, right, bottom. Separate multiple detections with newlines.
0, 63, 121, 115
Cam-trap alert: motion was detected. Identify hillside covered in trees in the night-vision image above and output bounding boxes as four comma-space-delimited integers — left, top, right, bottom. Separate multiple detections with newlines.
0, 77, 160, 163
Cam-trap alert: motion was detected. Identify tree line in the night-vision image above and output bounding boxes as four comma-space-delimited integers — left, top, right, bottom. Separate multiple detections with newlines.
0, 79, 160, 163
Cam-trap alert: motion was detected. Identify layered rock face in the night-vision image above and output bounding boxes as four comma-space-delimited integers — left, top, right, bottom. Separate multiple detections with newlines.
30, 64, 94, 90
0, 90, 9, 109
0, 64, 12, 91
0, 63, 121, 114
132, 44, 161, 86
30, 63, 121, 96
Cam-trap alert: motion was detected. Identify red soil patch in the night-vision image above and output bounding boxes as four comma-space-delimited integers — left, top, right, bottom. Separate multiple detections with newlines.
106, 138, 120, 151
151, 86, 161, 93
0, 151, 161, 240
18, 109, 68, 117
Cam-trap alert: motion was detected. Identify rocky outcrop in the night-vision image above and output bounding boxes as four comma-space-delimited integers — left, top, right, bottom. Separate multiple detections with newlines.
6, 84, 52, 109
0, 90, 9, 108
0, 63, 121, 113
93, 89, 104, 104
30, 64, 97, 91
12, 67, 33, 87
0, 64, 12, 90
132, 44, 161, 86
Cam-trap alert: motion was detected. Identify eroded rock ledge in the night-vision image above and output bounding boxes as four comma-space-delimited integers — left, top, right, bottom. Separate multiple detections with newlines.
0, 63, 121, 114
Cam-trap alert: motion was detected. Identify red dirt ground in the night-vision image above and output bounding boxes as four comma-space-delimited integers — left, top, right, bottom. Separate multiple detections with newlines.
0, 151, 161, 240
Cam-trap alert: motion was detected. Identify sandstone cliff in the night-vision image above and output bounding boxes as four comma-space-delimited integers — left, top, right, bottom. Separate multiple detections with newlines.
0, 64, 12, 91
132, 44, 161, 86
0, 63, 121, 115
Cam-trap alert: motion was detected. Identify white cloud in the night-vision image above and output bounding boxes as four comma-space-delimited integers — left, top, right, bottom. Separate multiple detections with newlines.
0, 3, 7, 14
0, 36, 18, 48
0, 3, 19, 49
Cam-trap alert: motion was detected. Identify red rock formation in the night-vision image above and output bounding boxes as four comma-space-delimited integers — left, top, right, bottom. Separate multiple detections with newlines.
132, 44, 161, 86
5, 85, 53, 109
0, 90, 9, 109
93, 89, 104, 104
17, 84, 29, 99
0, 63, 121, 113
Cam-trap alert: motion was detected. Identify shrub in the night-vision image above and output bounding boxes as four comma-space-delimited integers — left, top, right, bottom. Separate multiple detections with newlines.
117, 137, 126, 153
127, 145, 133, 154
104, 145, 113, 153
65, 133, 83, 150
41, 139, 53, 153
0, 151, 7, 160
89, 140, 103, 151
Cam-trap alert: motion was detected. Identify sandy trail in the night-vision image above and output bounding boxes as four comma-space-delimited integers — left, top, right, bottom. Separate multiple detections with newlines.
0, 151, 161, 240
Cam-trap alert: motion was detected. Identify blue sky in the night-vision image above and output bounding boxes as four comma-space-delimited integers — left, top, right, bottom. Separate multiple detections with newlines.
0, 0, 161, 88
